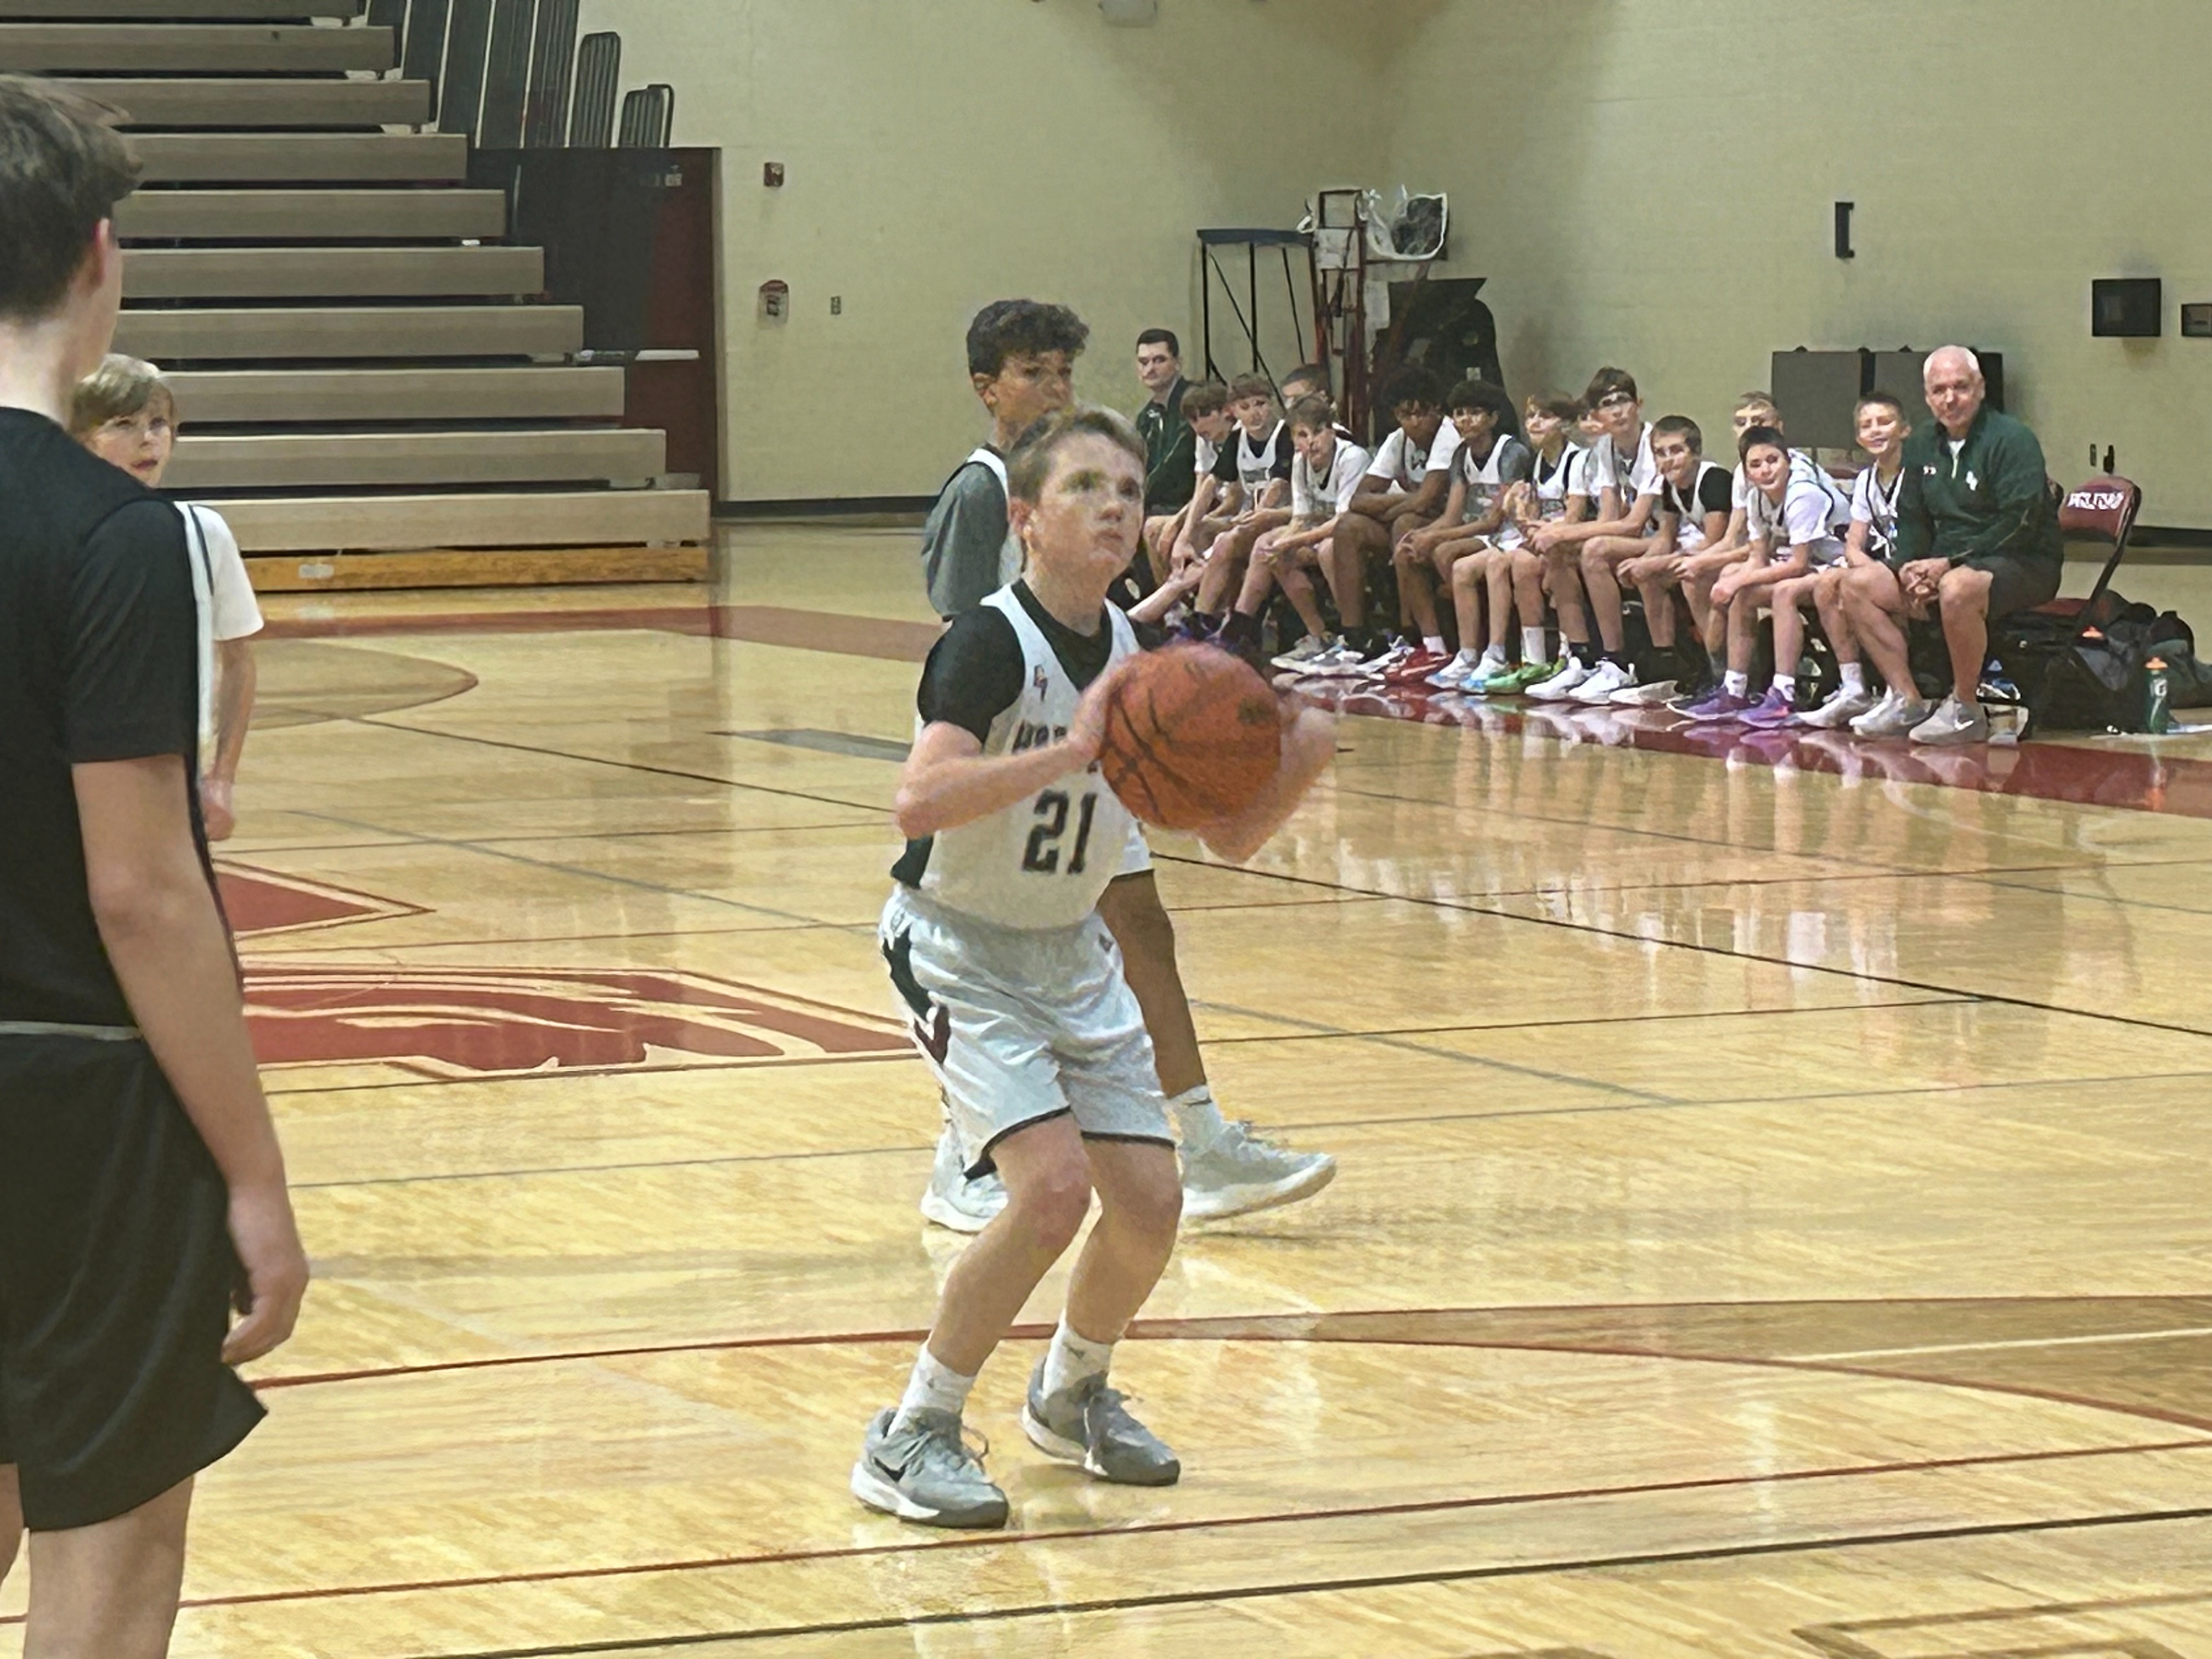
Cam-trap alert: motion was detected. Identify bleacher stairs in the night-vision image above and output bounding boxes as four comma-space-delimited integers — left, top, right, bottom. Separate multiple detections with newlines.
7, 0, 711, 590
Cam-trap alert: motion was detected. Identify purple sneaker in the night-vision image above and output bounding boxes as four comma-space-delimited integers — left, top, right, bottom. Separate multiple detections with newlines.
1738, 685, 1798, 729
1679, 687, 1753, 723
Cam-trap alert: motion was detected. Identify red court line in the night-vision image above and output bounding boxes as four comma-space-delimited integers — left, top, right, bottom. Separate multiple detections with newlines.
105, 1437, 2212, 1620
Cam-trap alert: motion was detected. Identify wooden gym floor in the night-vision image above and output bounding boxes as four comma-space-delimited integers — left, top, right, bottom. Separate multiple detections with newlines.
9, 523, 2212, 1657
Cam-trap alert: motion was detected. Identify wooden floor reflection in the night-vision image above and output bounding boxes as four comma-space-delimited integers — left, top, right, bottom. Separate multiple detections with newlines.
8, 524, 2212, 1658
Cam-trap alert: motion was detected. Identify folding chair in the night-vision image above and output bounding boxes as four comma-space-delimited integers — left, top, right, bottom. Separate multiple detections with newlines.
1997, 475, 2142, 736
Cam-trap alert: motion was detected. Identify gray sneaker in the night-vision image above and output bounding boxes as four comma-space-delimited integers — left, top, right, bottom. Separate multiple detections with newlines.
1022, 1363, 1180, 1486
851, 1407, 1009, 1528
1181, 1120, 1337, 1221
1850, 690, 1931, 738
919, 1124, 1005, 1234
1909, 695, 1991, 746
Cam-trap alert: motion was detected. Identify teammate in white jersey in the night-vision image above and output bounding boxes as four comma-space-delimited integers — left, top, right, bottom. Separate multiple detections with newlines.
1682, 424, 1851, 723
1612, 415, 1734, 705
69, 354, 262, 839
857, 409, 1336, 1530
1799, 391, 1914, 730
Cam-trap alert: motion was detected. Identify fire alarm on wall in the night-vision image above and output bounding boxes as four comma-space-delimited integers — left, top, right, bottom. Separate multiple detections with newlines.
763, 162, 785, 188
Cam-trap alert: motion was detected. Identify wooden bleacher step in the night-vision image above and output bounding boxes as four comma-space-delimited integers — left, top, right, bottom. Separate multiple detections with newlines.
126, 246, 545, 301
162, 366, 627, 424
209, 488, 710, 554
132, 132, 466, 184
167, 428, 667, 491
0, 22, 393, 73
56, 77, 432, 128
116, 188, 506, 241
114, 304, 583, 362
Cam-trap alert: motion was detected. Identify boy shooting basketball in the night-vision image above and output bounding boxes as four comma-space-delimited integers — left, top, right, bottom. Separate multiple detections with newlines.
0, 76, 308, 1656
860, 408, 1335, 1528
918, 301, 1336, 1234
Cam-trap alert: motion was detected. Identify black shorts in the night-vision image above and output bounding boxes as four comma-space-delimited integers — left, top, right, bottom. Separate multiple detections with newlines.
1979, 554, 2063, 621
0, 1034, 264, 1531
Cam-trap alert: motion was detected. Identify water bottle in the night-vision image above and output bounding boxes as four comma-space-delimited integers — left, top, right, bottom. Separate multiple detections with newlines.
2145, 657, 2172, 735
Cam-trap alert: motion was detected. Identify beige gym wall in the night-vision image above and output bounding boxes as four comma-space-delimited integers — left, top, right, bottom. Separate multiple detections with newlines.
576, 0, 1407, 503
1389, 0, 2212, 527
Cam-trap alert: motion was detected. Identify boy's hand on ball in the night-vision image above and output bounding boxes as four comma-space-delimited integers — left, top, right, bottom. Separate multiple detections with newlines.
1066, 657, 1138, 768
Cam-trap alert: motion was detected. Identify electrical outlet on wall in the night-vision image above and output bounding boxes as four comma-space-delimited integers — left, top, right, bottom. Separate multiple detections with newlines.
831, 296, 842, 315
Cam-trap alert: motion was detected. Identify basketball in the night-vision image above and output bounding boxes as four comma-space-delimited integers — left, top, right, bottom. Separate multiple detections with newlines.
1099, 644, 1283, 830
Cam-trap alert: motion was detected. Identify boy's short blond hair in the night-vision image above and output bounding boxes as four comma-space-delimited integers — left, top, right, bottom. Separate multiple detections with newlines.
69, 352, 172, 438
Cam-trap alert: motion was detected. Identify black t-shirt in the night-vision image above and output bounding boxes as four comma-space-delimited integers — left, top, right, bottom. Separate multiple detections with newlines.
917, 582, 1116, 743
0, 408, 207, 1028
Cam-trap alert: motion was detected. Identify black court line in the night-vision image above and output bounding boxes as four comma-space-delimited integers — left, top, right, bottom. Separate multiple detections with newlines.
286, 809, 855, 933
1147, 848, 2212, 1045
251, 918, 848, 962
280, 1064, 2212, 1194
230, 822, 878, 862
1197, 994, 1976, 1045
415, 1504, 2212, 1658
351, 709, 2212, 1043
289, 1142, 928, 1191
353, 715, 891, 818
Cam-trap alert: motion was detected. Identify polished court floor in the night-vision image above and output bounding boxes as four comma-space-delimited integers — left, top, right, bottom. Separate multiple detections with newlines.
9, 524, 2212, 1657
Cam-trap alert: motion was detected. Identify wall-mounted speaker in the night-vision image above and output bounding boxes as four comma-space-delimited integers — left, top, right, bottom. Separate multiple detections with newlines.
2092, 278, 2162, 338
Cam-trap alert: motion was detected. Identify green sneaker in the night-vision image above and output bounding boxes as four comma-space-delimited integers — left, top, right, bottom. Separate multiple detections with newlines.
1477, 659, 1557, 696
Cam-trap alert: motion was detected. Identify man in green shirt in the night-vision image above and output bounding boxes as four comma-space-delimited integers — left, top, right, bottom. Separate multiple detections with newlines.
1133, 328, 1195, 518
1842, 346, 2062, 744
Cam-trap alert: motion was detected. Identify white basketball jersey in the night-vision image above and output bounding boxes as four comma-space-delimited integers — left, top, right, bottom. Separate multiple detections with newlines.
909, 587, 1140, 930
1531, 445, 1575, 521
967, 447, 1024, 586
1458, 434, 1528, 550
1236, 421, 1286, 498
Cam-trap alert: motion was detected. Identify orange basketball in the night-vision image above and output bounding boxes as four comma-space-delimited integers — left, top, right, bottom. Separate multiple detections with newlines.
1099, 644, 1283, 830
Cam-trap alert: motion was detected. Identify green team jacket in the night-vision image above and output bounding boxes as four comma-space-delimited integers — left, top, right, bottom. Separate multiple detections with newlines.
1135, 376, 1196, 514
1892, 405, 2062, 571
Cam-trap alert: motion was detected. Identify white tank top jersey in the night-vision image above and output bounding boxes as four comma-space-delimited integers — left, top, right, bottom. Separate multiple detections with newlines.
1236, 421, 1287, 498
1662, 460, 1730, 554
1529, 445, 1574, 521
904, 586, 1141, 930
966, 446, 1024, 586
1458, 433, 1529, 550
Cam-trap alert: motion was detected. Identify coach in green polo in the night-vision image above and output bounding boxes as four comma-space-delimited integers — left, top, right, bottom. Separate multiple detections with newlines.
1844, 346, 2062, 744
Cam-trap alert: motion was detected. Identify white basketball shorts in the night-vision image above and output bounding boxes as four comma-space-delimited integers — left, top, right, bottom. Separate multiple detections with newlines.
1116, 824, 1153, 879
880, 885, 1169, 1178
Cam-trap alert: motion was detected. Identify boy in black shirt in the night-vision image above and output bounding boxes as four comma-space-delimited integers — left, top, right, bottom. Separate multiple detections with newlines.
0, 76, 307, 1655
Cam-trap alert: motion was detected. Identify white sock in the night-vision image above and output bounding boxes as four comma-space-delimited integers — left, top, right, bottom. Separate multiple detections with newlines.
1479, 642, 1509, 667
1839, 662, 1865, 693
1770, 673, 1796, 699
1724, 670, 1748, 697
1451, 646, 1480, 667
1169, 1083, 1224, 1149
1423, 634, 1447, 655
896, 1346, 976, 1426
1522, 627, 1547, 663
1041, 1317, 1115, 1399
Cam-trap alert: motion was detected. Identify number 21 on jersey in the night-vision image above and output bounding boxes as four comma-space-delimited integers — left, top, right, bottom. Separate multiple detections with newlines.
1022, 787, 1099, 874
